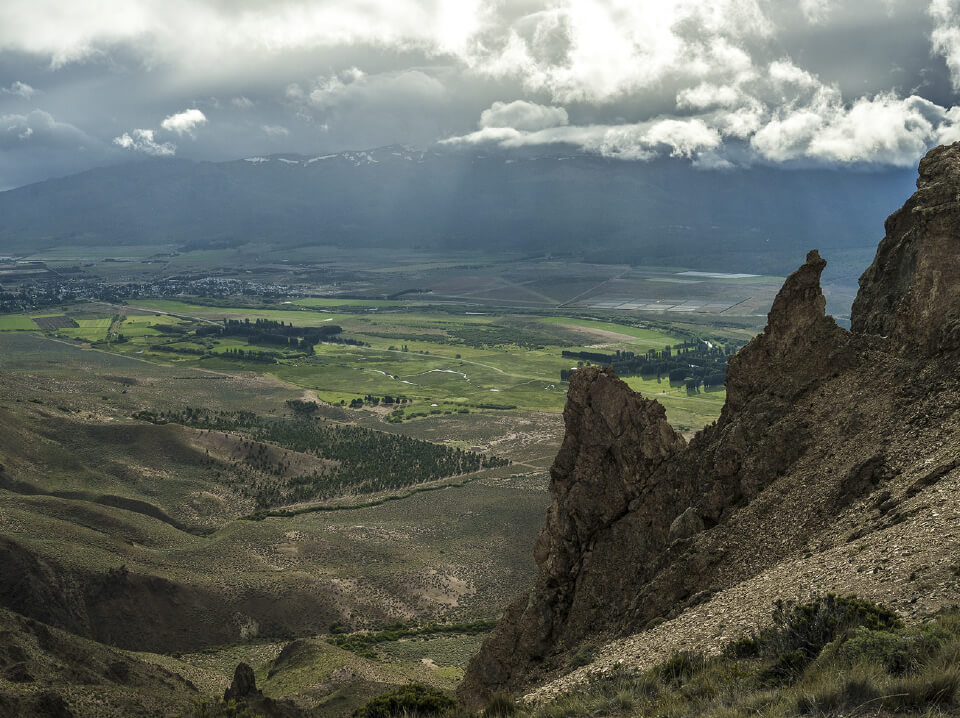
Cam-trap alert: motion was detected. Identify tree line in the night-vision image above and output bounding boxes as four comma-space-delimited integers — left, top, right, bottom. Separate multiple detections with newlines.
133, 407, 509, 506
560, 340, 745, 391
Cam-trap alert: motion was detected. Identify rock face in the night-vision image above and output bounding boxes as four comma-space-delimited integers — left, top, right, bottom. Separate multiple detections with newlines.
459, 143, 960, 704
853, 142, 960, 354
224, 663, 261, 702
461, 369, 684, 694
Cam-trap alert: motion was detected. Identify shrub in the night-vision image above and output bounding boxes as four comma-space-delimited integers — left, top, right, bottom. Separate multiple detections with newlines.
762, 649, 809, 685
569, 643, 597, 668
835, 625, 948, 675
723, 635, 760, 658
728, 594, 902, 683
656, 651, 704, 685
644, 616, 666, 631
352, 683, 457, 718
767, 594, 901, 659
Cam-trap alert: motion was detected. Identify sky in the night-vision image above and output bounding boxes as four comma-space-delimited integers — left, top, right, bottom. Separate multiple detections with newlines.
2, 0, 960, 189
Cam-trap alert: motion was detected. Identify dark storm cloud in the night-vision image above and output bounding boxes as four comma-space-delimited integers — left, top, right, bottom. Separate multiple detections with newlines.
0, 0, 959, 187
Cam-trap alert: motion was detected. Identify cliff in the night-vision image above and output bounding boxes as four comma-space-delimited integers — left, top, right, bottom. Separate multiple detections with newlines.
459, 142, 960, 704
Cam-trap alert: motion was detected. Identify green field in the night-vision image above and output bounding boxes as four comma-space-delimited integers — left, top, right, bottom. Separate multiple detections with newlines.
110, 301, 725, 428
0, 315, 36, 330
0, 299, 730, 431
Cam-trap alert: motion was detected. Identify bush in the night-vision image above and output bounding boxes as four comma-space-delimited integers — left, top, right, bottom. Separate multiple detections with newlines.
656, 651, 704, 685
644, 616, 666, 631
835, 625, 948, 675
728, 594, 902, 683
767, 594, 901, 659
569, 643, 597, 668
352, 683, 457, 718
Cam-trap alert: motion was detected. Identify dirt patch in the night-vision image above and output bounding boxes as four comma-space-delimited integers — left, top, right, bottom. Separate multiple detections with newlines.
553, 323, 639, 345
184, 426, 338, 479
32, 316, 78, 330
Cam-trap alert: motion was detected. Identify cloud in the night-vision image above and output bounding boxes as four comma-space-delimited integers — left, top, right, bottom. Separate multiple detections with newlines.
0, 0, 958, 184
0, 109, 90, 149
448, 55, 960, 168
479, 100, 568, 131
931, 0, 960, 90
754, 94, 957, 166
0, 0, 486, 69
799, 0, 831, 24
1, 81, 35, 98
292, 68, 443, 114
676, 83, 743, 110
461, 0, 771, 104
160, 108, 207, 136
446, 116, 722, 161
113, 128, 175, 156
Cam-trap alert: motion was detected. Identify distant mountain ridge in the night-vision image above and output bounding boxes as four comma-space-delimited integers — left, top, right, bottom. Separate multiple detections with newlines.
0, 145, 916, 274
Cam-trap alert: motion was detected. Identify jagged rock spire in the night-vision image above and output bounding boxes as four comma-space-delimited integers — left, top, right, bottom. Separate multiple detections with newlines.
724, 249, 850, 413
852, 141, 960, 354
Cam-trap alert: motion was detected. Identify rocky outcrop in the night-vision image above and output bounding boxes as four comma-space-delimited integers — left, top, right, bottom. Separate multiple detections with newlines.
459, 143, 960, 705
223, 661, 305, 718
224, 663, 261, 702
460, 370, 684, 695
853, 142, 960, 354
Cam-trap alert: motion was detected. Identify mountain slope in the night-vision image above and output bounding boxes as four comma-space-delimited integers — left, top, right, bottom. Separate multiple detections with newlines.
459, 141, 960, 704
0, 148, 915, 274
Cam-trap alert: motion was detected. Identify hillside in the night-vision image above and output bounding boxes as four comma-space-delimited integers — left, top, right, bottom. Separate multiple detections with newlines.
459, 142, 960, 705
1, 143, 959, 716
0, 147, 915, 275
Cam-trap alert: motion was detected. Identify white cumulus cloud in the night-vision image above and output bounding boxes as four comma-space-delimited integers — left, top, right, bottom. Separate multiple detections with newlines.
160, 108, 207, 136
113, 128, 175, 156
479, 100, 568, 131
446, 116, 723, 162
448, 52, 960, 169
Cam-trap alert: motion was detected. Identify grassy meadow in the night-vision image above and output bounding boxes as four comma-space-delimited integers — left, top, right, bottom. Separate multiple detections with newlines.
0, 297, 729, 432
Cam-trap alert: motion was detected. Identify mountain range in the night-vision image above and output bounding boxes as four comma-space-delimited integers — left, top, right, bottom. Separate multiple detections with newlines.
0, 146, 917, 275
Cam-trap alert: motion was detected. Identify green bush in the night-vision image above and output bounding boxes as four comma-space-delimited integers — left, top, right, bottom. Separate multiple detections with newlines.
643, 616, 666, 631
352, 683, 457, 718
569, 643, 597, 669
767, 594, 901, 657
835, 625, 947, 675
527, 604, 960, 718
729, 594, 902, 683
656, 651, 704, 685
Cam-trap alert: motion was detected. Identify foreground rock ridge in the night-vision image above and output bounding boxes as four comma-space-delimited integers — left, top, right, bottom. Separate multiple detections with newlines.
459, 141, 960, 704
